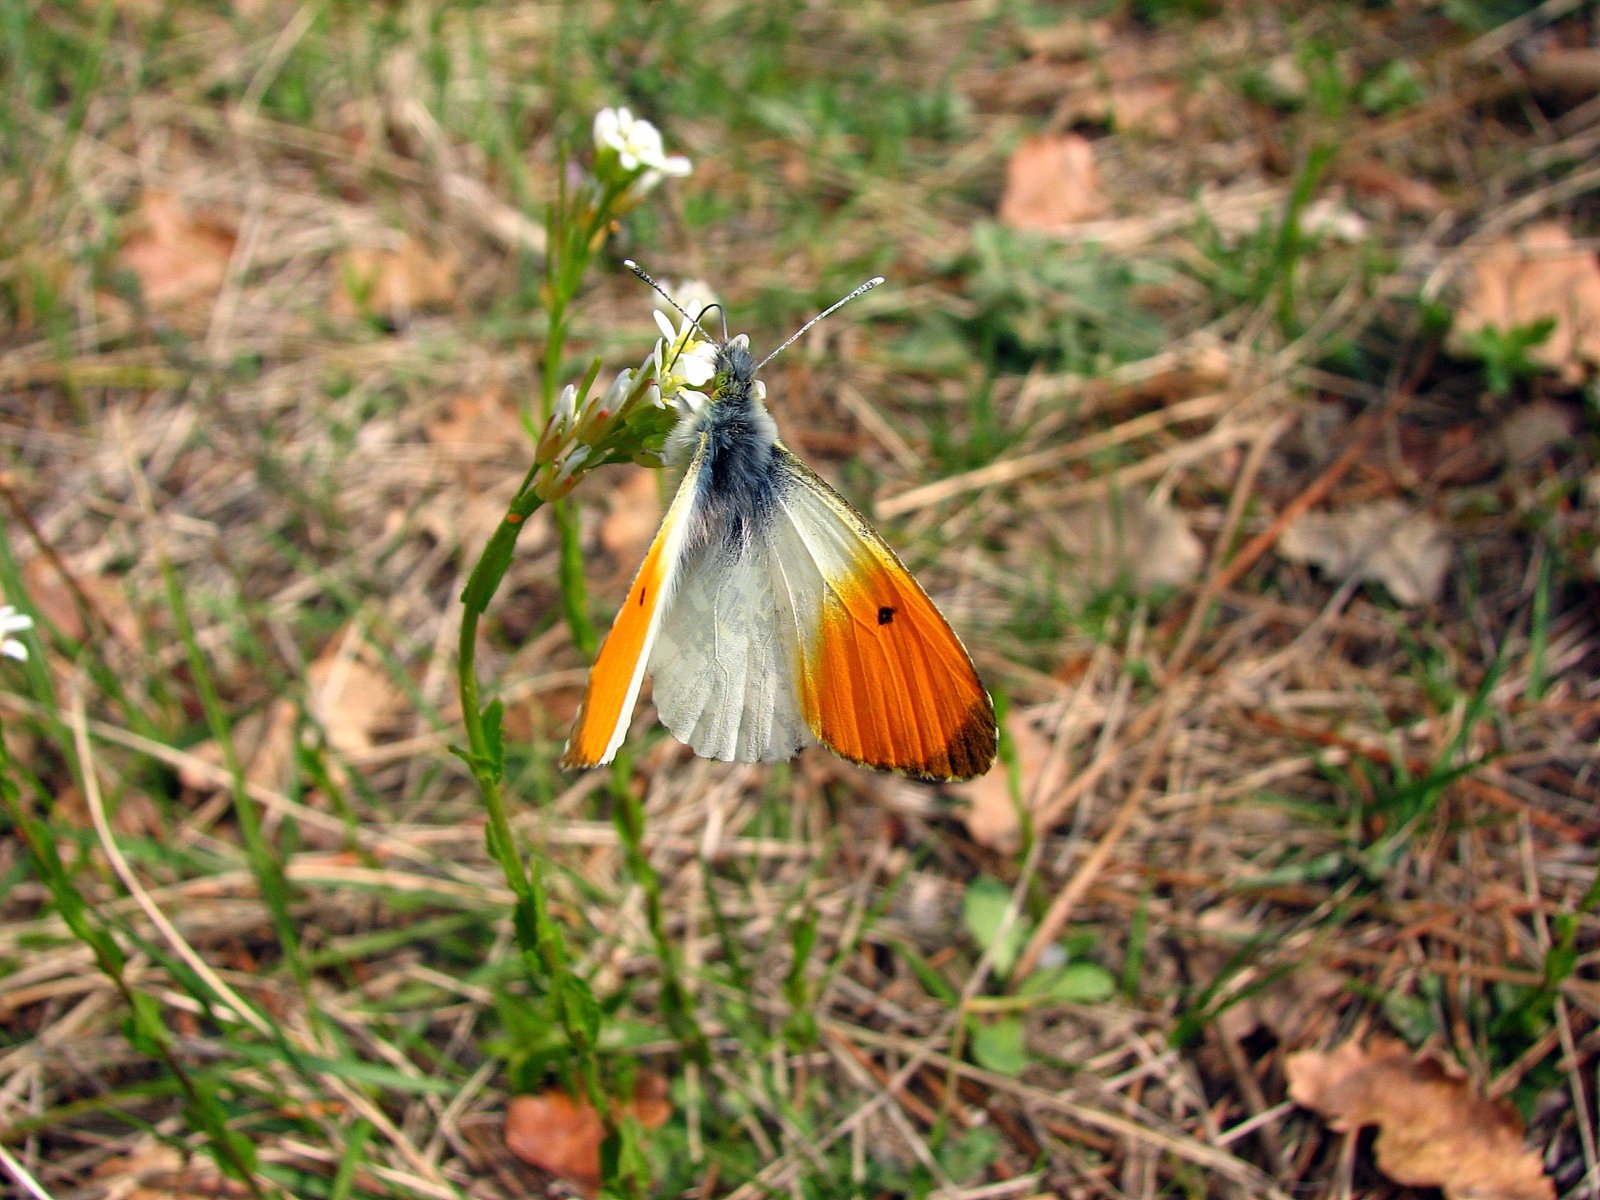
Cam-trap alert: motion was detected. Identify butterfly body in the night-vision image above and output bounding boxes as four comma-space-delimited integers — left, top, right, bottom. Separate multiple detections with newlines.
562, 302, 997, 781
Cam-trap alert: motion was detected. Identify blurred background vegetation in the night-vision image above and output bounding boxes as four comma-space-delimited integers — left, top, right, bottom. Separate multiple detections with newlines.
2, 1, 1598, 1197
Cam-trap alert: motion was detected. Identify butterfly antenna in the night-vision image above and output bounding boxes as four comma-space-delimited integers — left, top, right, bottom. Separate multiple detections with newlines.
755, 276, 885, 372
623, 259, 718, 344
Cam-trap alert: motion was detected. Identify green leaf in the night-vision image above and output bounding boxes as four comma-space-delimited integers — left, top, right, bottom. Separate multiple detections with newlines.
969, 1017, 1029, 1075
785, 908, 819, 1007
123, 989, 169, 1057
961, 877, 1028, 978
1383, 990, 1437, 1044
462, 515, 533, 613
511, 895, 541, 953
1018, 962, 1116, 1004
482, 699, 505, 782
560, 974, 602, 1044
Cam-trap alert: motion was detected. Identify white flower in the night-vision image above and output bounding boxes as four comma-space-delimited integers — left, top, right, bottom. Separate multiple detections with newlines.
593, 107, 691, 178
0, 605, 33, 662
648, 279, 720, 414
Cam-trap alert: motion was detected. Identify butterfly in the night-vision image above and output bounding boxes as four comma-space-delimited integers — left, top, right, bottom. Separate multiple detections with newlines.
561, 266, 996, 781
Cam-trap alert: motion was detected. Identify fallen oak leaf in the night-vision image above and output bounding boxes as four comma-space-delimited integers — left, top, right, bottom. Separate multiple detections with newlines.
331, 234, 458, 323
1051, 491, 1203, 596
952, 716, 1053, 853
504, 1076, 670, 1193
1279, 498, 1450, 606
118, 191, 238, 309
1451, 221, 1600, 385
998, 133, 1107, 233
1286, 1037, 1554, 1200
307, 635, 403, 757
598, 466, 664, 567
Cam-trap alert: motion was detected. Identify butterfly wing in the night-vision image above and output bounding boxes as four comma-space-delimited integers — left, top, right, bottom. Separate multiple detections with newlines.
561, 440, 707, 769
648, 516, 816, 763
765, 445, 996, 781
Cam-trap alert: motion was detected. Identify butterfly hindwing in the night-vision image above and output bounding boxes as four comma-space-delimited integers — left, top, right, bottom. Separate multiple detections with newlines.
648, 518, 815, 763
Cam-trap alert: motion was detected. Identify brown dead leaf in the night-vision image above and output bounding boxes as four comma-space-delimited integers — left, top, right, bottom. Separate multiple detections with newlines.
1279, 499, 1450, 606
307, 640, 401, 756
178, 698, 298, 794
1287, 1037, 1554, 1200
952, 716, 1053, 853
21, 555, 139, 647
1102, 79, 1182, 138
424, 387, 524, 456
998, 133, 1106, 233
599, 466, 664, 566
1051, 491, 1202, 596
1062, 74, 1183, 139
92, 1140, 248, 1199
331, 234, 458, 322
1016, 17, 1112, 59
118, 191, 237, 309
1342, 157, 1449, 216
1527, 46, 1600, 98
1500, 399, 1576, 467
1215, 964, 1345, 1047
1452, 221, 1600, 385
504, 1076, 671, 1192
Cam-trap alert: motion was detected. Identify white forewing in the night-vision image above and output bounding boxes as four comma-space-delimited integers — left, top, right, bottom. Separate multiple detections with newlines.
766, 449, 879, 584
648, 520, 815, 763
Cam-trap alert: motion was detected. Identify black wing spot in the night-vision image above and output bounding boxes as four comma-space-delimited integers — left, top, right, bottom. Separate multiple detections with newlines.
640, 587, 647, 607
877, 605, 896, 625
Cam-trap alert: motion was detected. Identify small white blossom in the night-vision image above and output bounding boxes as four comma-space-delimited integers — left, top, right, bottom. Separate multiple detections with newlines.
593, 108, 691, 178
0, 605, 33, 662
649, 280, 721, 414
535, 383, 581, 462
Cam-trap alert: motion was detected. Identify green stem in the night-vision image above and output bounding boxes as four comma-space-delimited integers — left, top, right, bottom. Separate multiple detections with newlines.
155, 539, 318, 1027
537, 177, 627, 655
609, 759, 710, 1066
556, 498, 598, 657
457, 498, 605, 1106
0, 727, 273, 1199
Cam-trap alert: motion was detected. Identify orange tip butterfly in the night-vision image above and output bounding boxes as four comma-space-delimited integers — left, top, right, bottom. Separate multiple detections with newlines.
561, 264, 997, 782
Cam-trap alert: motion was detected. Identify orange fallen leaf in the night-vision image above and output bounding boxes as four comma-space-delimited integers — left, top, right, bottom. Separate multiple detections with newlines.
504, 1076, 671, 1192
307, 635, 402, 756
599, 466, 664, 566
1342, 157, 1449, 216
1452, 221, 1600, 385
332, 234, 458, 322
22, 555, 139, 647
424, 386, 526, 495
424, 387, 524, 455
1052, 491, 1203, 596
118, 191, 237, 309
1286, 1037, 1554, 1200
998, 133, 1106, 233
178, 698, 297, 795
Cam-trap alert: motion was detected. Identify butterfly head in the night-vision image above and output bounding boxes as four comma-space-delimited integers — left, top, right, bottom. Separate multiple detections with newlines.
710, 335, 761, 405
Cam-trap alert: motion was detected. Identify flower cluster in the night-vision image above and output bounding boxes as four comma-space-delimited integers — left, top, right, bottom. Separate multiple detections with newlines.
649, 278, 720, 417
592, 108, 691, 211
529, 277, 724, 500
1, 605, 33, 662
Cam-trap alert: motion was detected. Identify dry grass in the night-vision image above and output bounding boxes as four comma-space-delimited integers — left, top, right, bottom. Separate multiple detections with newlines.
2, 1, 1598, 1197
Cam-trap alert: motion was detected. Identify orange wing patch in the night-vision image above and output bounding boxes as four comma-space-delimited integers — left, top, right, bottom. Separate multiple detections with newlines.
563, 442, 706, 769
562, 532, 674, 768
799, 544, 995, 781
